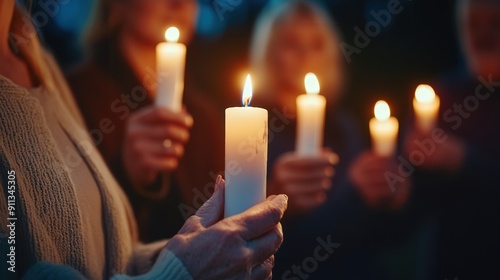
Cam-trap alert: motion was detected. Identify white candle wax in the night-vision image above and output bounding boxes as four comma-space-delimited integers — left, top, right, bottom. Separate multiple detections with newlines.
156, 27, 186, 112
413, 84, 440, 134
369, 100, 399, 157
225, 75, 268, 217
296, 73, 326, 156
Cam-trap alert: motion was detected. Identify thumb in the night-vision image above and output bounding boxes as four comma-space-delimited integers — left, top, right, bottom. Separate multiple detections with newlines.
195, 175, 225, 228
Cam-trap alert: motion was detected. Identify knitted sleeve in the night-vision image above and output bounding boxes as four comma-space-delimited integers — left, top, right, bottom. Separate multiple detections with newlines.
20, 251, 193, 280
114, 249, 192, 280
18, 249, 193, 280
21, 262, 86, 280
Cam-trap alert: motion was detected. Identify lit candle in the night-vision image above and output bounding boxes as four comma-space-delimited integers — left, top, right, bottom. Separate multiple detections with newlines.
296, 73, 326, 156
413, 84, 440, 134
155, 27, 186, 112
369, 100, 399, 157
225, 75, 268, 217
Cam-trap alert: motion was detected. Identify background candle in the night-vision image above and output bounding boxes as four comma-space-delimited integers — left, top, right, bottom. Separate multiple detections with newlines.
155, 27, 186, 112
296, 73, 326, 156
413, 84, 440, 134
225, 75, 268, 217
369, 100, 399, 157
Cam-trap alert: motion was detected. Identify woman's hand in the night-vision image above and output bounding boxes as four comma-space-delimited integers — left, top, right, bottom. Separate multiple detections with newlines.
349, 151, 411, 210
162, 176, 288, 280
269, 149, 338, 213
123, 106, 193, 189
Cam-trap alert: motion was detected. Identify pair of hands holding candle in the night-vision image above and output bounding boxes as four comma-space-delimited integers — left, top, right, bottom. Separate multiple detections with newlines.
404, 85, 466, 173
123, 105, 193, 190
151, 176, 288, 280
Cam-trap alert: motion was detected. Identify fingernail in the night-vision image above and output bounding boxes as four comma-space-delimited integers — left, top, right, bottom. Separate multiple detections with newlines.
215, 175, 222, 187
185, 116, 194, 127
329, 154, 339, 164
282, 194, 288, 202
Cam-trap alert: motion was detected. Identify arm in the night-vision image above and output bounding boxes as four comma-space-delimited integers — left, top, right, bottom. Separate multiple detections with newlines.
122, 176, 287, 280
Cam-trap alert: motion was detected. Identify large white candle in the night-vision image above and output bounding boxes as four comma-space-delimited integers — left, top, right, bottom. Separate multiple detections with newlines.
413, 84, 440, 134
225, 75, 268, 217
369, 100, 399, 157
155, 27, 186, 112
296, 73, 326, 156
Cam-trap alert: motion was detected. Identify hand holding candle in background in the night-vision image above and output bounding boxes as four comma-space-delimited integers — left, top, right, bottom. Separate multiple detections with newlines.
349, 151, 411, 209
354, 100, 409, 208
413, 84, 440, 134
270, 73, 337, 214
404, 84, 465, 172
120, 26, 192, 192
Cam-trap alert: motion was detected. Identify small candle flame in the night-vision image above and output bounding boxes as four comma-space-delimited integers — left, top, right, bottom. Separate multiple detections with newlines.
304, 73, 320, 95
165, 27, 180, 43
415, 84, 436, 104
374, 100, 391, 121
242, 74, 253, 107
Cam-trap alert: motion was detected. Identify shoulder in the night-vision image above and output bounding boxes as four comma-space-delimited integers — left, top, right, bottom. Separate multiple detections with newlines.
0, 76, 39, 113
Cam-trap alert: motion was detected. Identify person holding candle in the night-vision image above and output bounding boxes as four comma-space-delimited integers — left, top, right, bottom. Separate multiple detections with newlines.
250, 1, 413, 278
401, 0, 500, 277
67, 0, 224, 242
0, 1, 289, 279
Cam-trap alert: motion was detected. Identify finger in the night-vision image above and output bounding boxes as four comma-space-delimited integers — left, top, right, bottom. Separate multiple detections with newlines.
143, 155, 179, 170
196, 176, 225, 228
284, 179, 331, 196
133, 106, 194, 127
278, 167, 334, 184
229, 194, 288, 241
250, 256, 274, 280
248, 224, 282, 264
129, 123, 190, 143
280, 155, 336, 171
133, 139, 184, 158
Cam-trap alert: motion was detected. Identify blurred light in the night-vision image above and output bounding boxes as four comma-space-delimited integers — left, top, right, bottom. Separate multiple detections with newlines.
374, 100, 391, 121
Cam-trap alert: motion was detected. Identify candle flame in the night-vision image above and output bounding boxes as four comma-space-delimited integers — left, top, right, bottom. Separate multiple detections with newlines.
415, 84, 436, 103
165, 27, 180, 43
304, 73, 320, 95
242, 74, 253, 107
374, 100, 391, 121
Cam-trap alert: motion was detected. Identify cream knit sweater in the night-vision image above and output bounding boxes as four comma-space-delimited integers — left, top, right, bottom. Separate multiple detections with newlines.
0, 52, 191, 280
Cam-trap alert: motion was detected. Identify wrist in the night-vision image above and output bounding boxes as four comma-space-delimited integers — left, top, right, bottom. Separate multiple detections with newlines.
145, 249, 193, 280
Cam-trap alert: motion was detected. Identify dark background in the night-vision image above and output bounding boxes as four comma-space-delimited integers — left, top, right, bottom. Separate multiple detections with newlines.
32, 0, 462, 143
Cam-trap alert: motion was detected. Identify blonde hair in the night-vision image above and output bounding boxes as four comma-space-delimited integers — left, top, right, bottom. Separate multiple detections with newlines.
250, 0, 343, 98
9, 4, 55, 91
